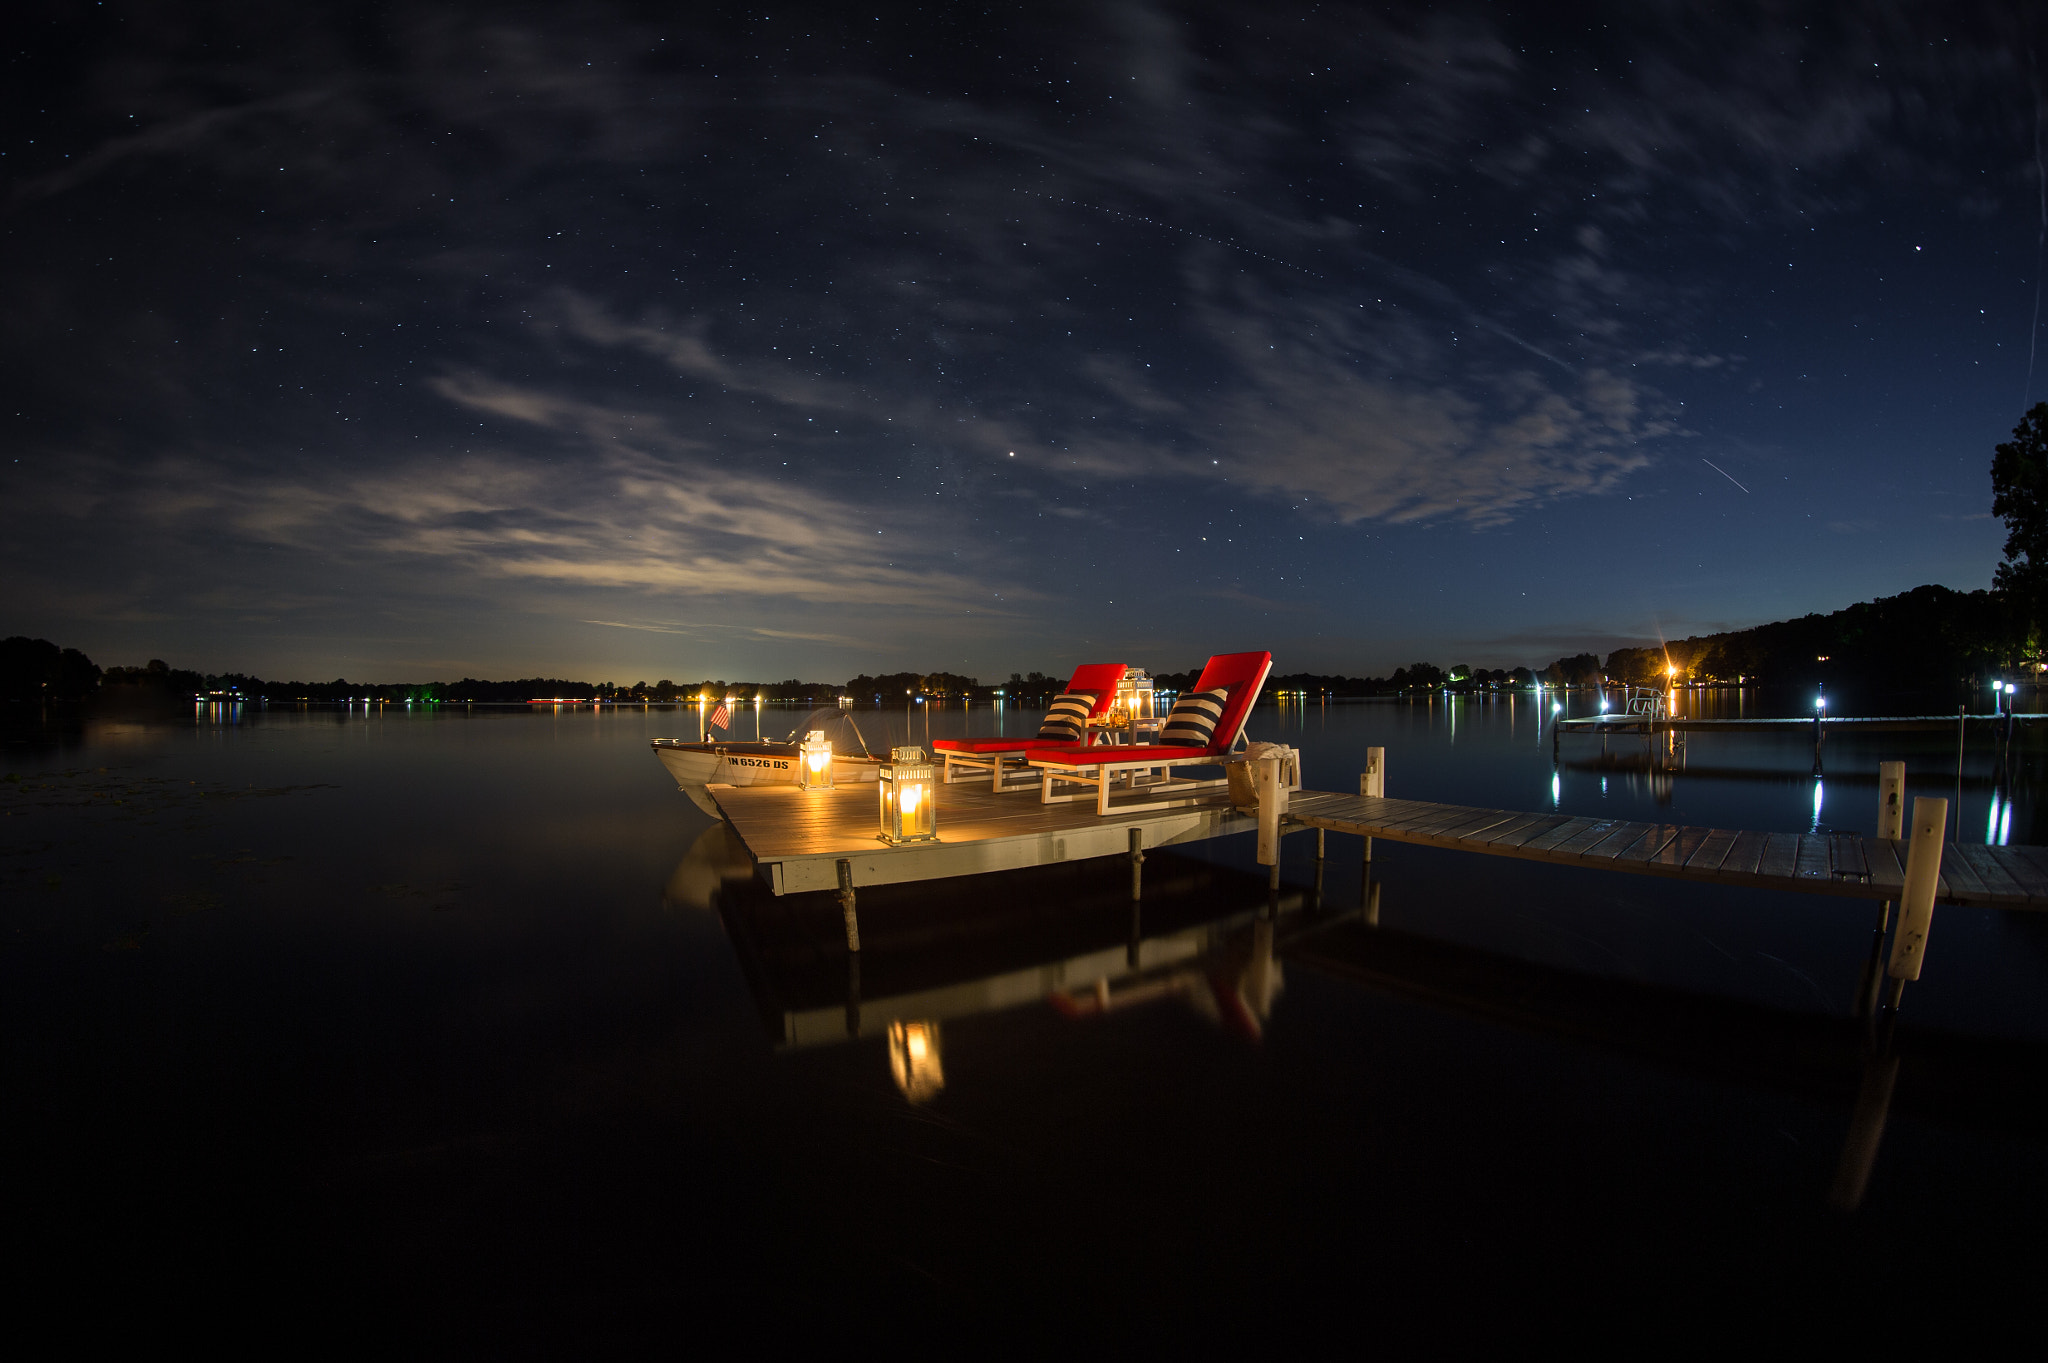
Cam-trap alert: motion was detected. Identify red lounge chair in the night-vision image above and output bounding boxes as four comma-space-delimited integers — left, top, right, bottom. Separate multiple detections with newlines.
932, 663, 1127, 792
1025, 651, 1274, 814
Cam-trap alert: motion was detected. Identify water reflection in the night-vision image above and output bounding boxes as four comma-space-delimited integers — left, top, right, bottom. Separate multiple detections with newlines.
708, 850, 1308, 1067
684, 841, 2048, 1211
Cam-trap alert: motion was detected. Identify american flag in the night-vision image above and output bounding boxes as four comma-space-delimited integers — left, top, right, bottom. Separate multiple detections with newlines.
709, 700, 730, 730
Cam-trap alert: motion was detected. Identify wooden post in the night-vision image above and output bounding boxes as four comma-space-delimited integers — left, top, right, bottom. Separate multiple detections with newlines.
1360, 747, 1383, 865
1363, 876, 1381, 927
1886, 797, 1948, 989
1255, 751, 1282, 867
1877, 761, 1905, 841
1854, 899, 1891, 1020
1128, 827, 1145, 902
1812, 709, 1825, 776
837, 858, 860, 953
1954, 706, 1965, 840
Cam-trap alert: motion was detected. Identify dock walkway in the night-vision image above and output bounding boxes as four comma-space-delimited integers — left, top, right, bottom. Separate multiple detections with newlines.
1283, 792, 2048, 911
708, 780, 2048, 911
1555, 712, 2047, 737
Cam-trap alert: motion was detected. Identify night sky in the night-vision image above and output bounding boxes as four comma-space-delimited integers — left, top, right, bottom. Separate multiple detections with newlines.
4, 2, 2042, 683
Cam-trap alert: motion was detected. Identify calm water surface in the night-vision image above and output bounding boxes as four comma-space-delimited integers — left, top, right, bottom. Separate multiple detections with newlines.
5, 697, 2045, 1344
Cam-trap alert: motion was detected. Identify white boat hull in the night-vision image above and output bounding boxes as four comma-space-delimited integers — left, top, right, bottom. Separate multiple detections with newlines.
653, 740, 880, 816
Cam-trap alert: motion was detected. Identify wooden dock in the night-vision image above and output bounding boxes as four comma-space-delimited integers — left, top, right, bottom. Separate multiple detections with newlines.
1556, 712, 2046, 737
710, 778, 1259, 895
1282, 792, 2048, 911
705, 779, 2048, 910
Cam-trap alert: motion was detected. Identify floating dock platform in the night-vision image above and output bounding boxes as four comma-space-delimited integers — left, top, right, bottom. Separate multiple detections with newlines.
710, 779, 1260, 895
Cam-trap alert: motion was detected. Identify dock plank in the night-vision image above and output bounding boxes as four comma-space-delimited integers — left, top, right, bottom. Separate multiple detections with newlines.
1420, 809, 1525, 844
1755, 833, 1800, 881
1682, 828, 1739, 874
1722, 831, 1770, 878
1937, 845, 1988, 902
1464, 811, 1552, 846
1548, 820, 1632, 859
1519, 817, 1604, 854
1489, 815, 1576, 849
1828, 833, 1870, 882
1951, 844, 2026, 903
1616, 826, 1683, 864
1651, 826, 1714, 869
1988, 846, 2048, 901
1794, 836, 1832, 881
1583, 823, 1660, 861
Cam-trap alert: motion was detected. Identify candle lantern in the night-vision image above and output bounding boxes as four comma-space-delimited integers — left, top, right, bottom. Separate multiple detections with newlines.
878, 745, 938, 844
1116, 668, 1158, 739
799, 730, 835, 791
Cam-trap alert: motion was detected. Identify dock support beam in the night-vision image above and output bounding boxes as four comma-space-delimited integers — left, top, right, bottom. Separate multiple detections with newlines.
1884, 796, 1948, 1013
1360, 747, 1384, 866
1877, 762, 1905, 841
837, 858, 860, 953
1128, 827, 1145, 901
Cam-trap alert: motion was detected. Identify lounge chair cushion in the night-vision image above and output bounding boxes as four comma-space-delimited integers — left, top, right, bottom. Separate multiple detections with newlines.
1037, 691, 1099, 741
1026, 744, 1217, 767
1159, 686, 1231, 748
935, 735, 1084, 754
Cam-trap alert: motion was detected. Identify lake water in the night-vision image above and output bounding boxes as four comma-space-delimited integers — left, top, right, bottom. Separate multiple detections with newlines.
5, 695, 2045, 1344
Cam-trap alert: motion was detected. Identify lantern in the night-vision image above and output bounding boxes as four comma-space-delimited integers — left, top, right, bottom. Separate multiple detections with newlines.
878, 745, 938, 844
798, 729, 834, 791
1116, 667, 1158, 738
887, 1019, 945, 1103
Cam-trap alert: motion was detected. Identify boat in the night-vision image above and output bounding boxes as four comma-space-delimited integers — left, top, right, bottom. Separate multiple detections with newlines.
652, 707, 885, 816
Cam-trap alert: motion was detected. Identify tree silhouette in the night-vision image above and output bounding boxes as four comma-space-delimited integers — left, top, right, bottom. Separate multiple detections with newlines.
1992, 401, 2048, 639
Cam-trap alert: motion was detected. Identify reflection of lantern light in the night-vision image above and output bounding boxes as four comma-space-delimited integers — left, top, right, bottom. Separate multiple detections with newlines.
878, 746, 938, 844
888, 1019, 945, 1102
799, 730, 834, 790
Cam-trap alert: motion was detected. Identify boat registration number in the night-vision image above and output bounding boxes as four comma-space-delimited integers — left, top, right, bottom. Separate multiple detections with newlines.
730, 757, 790, 770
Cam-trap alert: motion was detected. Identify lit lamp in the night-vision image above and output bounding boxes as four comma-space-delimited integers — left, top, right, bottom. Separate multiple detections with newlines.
887, 1019, 945, 1103
1116, 667, 1157, 737
799, 729, 834, 790
878, 745, 938, 844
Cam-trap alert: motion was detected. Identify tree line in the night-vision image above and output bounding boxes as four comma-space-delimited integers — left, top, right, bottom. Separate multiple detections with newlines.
13, 401, 2048, 711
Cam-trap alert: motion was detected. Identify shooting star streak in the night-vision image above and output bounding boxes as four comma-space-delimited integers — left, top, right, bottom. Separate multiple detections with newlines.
1702, 459, 1750, 493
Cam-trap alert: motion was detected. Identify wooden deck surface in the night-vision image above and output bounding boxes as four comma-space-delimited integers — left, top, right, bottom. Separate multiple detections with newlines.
710, 778, 1257, 895
1284, 791, 2048, 911
709, 781, 2048, 910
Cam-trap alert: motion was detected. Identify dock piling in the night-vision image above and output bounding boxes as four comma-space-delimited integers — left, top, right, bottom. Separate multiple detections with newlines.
1877, 761, 1905, 841
1128, 826, 1145, 902
1885, 796, 1949, 1002
1360, 748, 1383, 866
1854, 899, 1891, 1020
836, 858, 860, 953
1256, 752, 1283, 867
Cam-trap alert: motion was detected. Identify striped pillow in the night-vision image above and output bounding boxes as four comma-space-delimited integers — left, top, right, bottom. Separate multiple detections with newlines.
1036, 690, 1099, 741
1159, 686, 1231, 749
